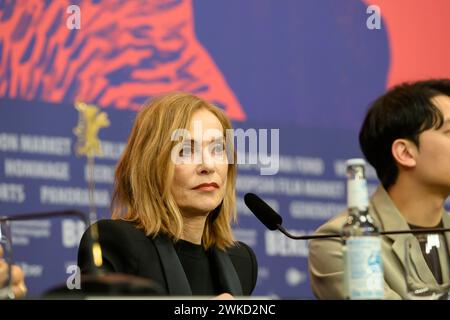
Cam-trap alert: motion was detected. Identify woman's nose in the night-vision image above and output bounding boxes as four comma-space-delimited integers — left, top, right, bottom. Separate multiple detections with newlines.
197, 149, 215, 174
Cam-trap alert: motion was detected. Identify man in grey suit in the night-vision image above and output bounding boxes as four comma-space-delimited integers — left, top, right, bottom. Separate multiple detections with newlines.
309, 79, 450, 299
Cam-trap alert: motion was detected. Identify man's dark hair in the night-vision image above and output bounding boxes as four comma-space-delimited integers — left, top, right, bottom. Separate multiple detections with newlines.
359, 79, 450, 190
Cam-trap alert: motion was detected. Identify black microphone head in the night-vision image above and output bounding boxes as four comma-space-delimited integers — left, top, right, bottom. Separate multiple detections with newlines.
244, 193, 282, 230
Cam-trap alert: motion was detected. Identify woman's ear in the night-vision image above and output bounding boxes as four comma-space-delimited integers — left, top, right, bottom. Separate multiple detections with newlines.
391, 139, 417, 168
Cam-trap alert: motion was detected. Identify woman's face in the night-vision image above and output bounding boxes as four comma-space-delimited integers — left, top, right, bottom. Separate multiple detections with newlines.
171, 109, 228, 217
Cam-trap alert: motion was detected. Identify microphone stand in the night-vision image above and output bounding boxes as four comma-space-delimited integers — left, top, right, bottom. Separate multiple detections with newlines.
1, 210, 164, 297
244, 192, 450, 240
0, 210, 88, 225
276, 224, 450, 240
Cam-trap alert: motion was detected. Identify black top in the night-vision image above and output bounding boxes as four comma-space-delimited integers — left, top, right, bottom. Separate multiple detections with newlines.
174, 239, 221, 295
77, 219, 258, 296
408, 220, 446, 284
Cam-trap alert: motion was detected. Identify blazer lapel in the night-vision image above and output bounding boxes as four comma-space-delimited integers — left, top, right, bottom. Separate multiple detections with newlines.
371, 187, 411, 279
391, 234, 439, 288
372, 187, 448, 288
210, 247, 243, 296
441, 213, 450, 283
152, 235, 192, 295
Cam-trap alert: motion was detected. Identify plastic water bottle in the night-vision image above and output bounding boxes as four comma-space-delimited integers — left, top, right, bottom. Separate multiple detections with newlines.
341, 158, 384, 299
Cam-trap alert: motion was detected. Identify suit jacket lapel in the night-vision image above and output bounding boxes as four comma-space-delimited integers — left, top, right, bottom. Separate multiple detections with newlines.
371, 187, 410, 276
391, 234, 439, 288
371, 187, 448, 288
152, 235, 192, 295
210, 247, 243, 296
441, 213, 450, 283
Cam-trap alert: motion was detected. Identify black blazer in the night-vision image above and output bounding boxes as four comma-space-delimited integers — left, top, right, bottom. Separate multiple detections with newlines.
77, 219, 258, 296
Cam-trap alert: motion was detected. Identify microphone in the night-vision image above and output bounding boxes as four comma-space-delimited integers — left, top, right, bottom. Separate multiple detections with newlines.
244, 193, 450, 240
243, 193, 282, 231
244, 193, 335, 240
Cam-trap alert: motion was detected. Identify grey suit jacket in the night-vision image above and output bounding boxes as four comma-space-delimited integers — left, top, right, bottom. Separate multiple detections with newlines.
308, 186, 450, 299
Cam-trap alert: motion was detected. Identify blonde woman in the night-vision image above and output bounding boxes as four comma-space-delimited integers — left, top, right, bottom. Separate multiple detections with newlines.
78, 93, 257, 297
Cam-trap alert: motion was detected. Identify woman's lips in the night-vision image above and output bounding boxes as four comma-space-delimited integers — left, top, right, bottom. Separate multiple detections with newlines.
193, 182, 219, 191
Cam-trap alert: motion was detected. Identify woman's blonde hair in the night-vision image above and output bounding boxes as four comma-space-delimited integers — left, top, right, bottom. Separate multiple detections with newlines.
111, 92, 237, 250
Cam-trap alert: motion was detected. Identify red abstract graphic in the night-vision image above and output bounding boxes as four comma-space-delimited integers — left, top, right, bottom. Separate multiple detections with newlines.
364, 0, 450, 88
0, 0, 246, 120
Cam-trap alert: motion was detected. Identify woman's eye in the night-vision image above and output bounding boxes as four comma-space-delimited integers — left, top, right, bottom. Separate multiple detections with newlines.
179, 146, 193, 157
211, 143, 225, 154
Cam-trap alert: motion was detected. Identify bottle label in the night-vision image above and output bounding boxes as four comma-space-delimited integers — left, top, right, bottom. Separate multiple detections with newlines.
345, 236, 384, 299
347, 179, 369, 209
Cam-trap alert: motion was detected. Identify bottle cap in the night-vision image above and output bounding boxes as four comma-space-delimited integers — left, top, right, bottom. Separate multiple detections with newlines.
346, 158, 366, 167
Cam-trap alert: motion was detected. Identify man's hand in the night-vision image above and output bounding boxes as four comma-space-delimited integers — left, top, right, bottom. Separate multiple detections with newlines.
0, 245, 27, 298
212, 293, 234, 300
